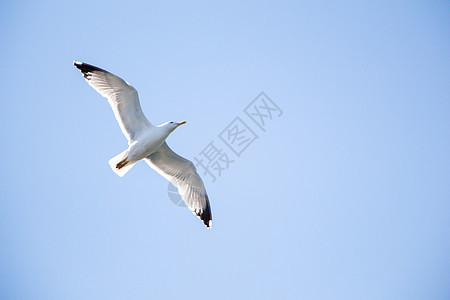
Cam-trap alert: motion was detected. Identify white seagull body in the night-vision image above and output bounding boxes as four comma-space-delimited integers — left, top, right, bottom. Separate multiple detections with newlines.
74, 61, 212, 228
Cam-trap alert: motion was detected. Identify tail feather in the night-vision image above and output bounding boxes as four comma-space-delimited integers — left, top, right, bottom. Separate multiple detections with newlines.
108, 150, 136, 177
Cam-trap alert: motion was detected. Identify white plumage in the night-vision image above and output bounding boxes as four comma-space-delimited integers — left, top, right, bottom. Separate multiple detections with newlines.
74, 61, 212, 228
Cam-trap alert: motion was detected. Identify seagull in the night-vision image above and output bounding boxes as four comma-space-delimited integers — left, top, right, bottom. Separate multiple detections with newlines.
73, 61, 212, 228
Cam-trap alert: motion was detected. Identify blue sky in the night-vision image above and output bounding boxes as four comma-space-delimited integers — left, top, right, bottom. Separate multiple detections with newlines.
1, 1, 449, 299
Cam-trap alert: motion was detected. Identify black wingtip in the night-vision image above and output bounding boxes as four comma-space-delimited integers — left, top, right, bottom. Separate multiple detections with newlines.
73, 61, 107, 79
199, 195, 212, 228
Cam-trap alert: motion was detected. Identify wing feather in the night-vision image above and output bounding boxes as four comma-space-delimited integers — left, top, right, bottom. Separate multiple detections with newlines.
145, 142, 212, 228
74, 61, 152, 142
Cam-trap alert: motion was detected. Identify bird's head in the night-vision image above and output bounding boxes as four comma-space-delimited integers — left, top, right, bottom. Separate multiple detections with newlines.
160, 121, 186, 132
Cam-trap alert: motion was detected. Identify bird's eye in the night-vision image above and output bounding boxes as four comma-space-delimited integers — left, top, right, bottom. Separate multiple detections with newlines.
170, 122, 173, 124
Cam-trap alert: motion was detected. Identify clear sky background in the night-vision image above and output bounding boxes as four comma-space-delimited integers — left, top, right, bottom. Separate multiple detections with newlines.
0, 1, 449, 299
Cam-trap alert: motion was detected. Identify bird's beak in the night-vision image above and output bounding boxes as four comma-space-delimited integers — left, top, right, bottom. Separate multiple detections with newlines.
177, 121, 187, 126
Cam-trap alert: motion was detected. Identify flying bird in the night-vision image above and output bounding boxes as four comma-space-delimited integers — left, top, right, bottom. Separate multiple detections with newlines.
73, 61, 212, 228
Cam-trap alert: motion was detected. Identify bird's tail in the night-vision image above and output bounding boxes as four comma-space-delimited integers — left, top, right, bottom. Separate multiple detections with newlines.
108, 150, 137, 177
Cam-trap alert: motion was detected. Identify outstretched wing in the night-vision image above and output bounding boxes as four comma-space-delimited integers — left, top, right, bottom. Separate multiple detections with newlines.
73, 61, 152, 142
145, 142, 212, 228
